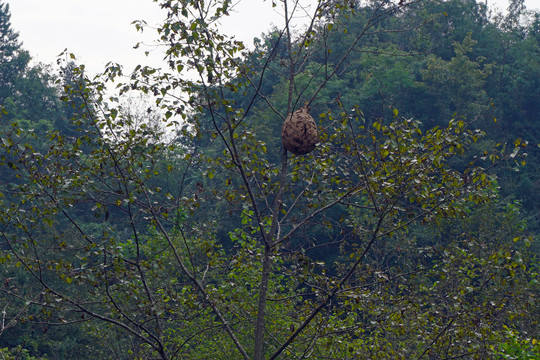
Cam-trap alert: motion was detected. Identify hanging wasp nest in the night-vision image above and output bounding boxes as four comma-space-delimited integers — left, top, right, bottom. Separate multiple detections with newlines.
281, 104, 318, 155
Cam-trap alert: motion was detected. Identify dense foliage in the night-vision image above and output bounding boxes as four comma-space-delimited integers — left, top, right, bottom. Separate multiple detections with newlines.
0, 0, 538, 359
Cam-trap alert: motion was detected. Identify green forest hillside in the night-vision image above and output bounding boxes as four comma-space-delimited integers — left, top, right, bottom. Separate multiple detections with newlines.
0, 0, 538, 359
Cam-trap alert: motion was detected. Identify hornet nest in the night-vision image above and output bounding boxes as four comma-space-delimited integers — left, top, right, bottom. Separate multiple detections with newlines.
281, 104, 318, 155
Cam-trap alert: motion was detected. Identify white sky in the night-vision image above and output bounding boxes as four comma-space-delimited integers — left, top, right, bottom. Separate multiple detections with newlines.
5, 0, 286, 75
5, 0, 540, 77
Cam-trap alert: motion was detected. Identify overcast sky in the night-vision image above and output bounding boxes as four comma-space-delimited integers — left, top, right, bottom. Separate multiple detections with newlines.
5, 0, 286, 75
5, 0, 540, 76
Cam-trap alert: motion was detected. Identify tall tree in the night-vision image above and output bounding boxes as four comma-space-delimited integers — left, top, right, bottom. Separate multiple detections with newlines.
0, 1, 29, 105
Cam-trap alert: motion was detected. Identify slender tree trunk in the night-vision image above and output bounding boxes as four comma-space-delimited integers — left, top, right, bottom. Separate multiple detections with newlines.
253, 245, 272, 360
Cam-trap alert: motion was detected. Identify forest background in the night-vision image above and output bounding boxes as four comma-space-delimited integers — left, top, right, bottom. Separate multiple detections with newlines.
0, 0, 538, 359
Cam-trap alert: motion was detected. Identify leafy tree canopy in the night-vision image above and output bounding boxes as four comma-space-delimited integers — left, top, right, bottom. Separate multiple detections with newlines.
0, 1, 538, 359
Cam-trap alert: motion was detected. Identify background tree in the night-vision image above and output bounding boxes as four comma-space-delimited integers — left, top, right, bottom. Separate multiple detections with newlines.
0, 2, 28, 106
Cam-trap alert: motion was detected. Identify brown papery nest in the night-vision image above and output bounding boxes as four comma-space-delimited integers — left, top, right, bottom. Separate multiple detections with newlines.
281, 104, 318, 155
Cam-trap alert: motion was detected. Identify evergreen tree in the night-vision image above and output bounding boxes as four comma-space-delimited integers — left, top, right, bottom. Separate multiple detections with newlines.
0, 1, 30, 105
